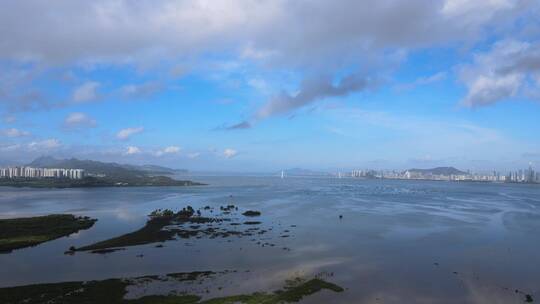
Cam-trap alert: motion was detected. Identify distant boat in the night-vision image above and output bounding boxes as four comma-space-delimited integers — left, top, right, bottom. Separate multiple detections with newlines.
281, 170, 285, 179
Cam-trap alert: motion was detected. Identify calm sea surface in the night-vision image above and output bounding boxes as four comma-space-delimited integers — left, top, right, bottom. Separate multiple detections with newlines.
1, 176, 539, 303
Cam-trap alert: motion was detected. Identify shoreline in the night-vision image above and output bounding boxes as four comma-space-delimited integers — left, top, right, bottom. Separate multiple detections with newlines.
0, 176, 206, 189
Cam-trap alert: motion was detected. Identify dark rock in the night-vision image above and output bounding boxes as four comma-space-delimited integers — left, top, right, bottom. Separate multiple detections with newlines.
244, 221, 261, 225
242, 210, 261, 217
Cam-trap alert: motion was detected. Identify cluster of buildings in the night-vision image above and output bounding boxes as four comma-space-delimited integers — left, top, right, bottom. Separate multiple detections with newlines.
351, 169, 378, 178
349, 166, 540, 184
0, 167, 85, 180
506, 168, 540, 183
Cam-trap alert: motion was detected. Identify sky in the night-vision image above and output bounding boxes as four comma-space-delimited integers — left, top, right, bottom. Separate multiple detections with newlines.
1, 0, 540, 172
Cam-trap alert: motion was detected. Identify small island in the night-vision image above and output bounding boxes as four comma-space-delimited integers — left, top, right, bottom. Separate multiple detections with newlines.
0, 214, 97, 253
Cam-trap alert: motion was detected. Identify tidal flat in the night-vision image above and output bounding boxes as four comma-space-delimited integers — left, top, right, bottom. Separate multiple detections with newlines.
0, 176, 539, 303
70, 205, 288, 254
0, 271, 343, 304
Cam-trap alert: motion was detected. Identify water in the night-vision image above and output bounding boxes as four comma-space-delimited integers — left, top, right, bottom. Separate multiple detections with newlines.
1, 176, 539, 303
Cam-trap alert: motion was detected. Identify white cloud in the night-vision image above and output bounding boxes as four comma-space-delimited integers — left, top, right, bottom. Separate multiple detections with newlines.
125, 146, 141, 155
163, 146, 180, 153
223, 148, 238, 159
120, 82, 162, 100
155, 145, 181, 156
2, 128, 30, 137
241, 43, 278, 60
0, 0, 531, 67
72, 81, 100, 103
0, 139, 61, 154
64, 112, 96, 128
459, 40, 540, 107
28, 138, 61, 150
187, 152, 201, 159
462, 74, 522, 107
116, 127, 144, 140
442, 0, 516, 22
247, 77, 271, 94
0, 0, 536, 117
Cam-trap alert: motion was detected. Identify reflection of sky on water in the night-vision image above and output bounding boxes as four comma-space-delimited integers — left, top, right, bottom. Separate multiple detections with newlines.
0, 177, 539, 303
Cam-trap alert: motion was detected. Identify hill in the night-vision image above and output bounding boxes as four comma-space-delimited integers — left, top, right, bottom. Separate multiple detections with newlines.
406, 167, 467, 176
1, 156, 203, 188
120, 164, 188, 175
27, 156, 186, 178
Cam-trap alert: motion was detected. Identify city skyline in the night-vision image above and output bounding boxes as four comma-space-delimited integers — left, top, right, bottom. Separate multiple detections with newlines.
1, 1, 540, 171
349, 165, 540, 184
2, 157, 539, 181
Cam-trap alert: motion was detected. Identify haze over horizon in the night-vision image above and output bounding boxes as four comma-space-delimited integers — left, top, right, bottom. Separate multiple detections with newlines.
1, 1, 540, 172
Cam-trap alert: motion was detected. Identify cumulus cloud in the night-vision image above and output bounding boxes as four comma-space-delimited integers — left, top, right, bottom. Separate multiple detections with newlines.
72, 81, 100, 103
0, 0, 536, 117
0, 0, 531, 67
116, 127, 144, 140
459, 39, 540, 107
64, 112, 96, 128
441, 0, 517, 24
125, 146, 141, 155
155, 145, 181, 156
2, 128, 30, 137
223, 148, 238, 159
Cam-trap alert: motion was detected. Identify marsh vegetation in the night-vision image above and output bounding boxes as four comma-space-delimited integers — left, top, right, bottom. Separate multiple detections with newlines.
0, 214, 96, 253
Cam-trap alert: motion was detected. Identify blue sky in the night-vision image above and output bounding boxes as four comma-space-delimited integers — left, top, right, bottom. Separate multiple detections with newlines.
1, 0, 540, 172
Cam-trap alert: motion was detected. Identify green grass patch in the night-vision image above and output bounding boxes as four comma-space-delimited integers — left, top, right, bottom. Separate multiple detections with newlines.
0, 176, 204, 189
71, 207, 256, 253
0, 273, 343, 304
0, 214, 97, 253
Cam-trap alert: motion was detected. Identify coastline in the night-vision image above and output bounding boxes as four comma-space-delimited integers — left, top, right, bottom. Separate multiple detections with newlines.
0, 176, 206, 189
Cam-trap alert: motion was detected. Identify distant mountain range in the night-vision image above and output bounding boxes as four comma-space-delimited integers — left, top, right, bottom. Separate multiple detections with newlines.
27, 156, 187, 178
405, 167, 467, 176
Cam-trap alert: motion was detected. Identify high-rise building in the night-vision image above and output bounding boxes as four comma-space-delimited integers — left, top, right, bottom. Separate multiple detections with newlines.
528, 164, 535, 183
0, 167, 85, 180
